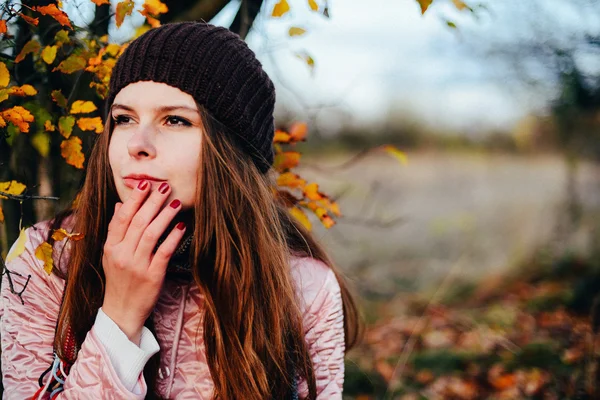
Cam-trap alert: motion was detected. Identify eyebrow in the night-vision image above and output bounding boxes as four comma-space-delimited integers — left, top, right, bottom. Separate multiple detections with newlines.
111, 103, 199, 114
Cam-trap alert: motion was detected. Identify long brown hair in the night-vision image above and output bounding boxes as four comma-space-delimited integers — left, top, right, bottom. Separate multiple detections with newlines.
50, 104, 362, 399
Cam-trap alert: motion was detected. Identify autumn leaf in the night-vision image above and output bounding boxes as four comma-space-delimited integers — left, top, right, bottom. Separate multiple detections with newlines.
0, 180, 26, 199
0, 61, 9, 87
31, 131, 50, 157
274, 151, 301, 172
383, 145, 408, 165
77, 117, 103, 133
52, 228, 84, 241
54, 29, 70, 46
51, 90, 68, 108
0, 20, 6, 34
60, 136, 85, 169
289, 27, 307, 36
19, 13, 39, 26
0, 115, 5, 128
277, 172, 306, 189
58, 115, 75, 138
91, 0, 111, 5
290, 206, 311, 230
35, 242, 54, 275
44, 120, 56, 132
70, 100, 98, 114
105, 43, 122, 57
0, 206, 4, 223
289, 122, 307, 142
294, 51, 315, 74
41, 45, 58, 64
141, 0, 168, 16
5, 229, 27, 263
272, 0, 290, 17
452, 0, 469, 10
54, 54, 86, 74
1, 106, 34, 133
116, 1, 135, 28
8, 84, 37, 97
416, 0, 433, 14
308, 0, 319, 11
34, 4, 72, 28
15, 39, 41, 63
274, 130, 291, 143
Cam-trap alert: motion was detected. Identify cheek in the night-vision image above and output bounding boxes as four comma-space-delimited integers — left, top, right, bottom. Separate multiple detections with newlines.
171, 145, 201, 206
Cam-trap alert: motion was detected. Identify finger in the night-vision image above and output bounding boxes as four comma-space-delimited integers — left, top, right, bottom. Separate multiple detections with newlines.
134, 198, 182, 259
148, 222, 187, 276
106, 180, 151, 245
122, 182, 172, 250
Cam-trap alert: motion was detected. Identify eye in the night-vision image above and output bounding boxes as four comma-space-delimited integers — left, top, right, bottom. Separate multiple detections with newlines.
112, 115, 132, 125
165, 116, 192, 127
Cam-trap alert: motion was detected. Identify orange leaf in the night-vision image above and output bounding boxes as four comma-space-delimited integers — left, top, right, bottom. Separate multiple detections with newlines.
19, 13, 39, 26
53, 54, 86, 74
308, 0, 318, 11
77, 117, 103, 133
416, 0, 433, 14
60, 136, 85, 169
272, 0, 290, 17
0, 61, 9, 88
141, 0, 168, 16
34, 4, 72, 28
0, 115, 5, 128
304, 182, 324, 201
44, 120, 56, 132
277, 172, 306, 189
1, 106, 34, 133
0, 206, 4, 223
452, 0, 468, 10
0, 20, 6, 34
274, 130, 291, 143
289, 122, 307, 142
290, 206, 311, 230
274, 151, 300, 172
8, 85, 38, 97
15, 39, 41, 63
116, 1, 135, 28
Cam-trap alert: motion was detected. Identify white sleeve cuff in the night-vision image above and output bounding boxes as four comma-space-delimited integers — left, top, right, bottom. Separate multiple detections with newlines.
93, 308, 160, 393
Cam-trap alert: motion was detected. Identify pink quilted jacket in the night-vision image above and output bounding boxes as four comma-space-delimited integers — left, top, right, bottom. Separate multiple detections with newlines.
0, 220, 345, 399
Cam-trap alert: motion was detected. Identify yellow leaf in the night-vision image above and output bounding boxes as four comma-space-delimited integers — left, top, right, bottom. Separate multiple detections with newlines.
0, 115, 5, 127
44, 119, 56, 132
273, 151, 301, 172
308, 0, 318, 11
277, 172, 306, 189
52, 228, 84, 241
304, 182, 324, 201
54, 30, 70, 45
452, 0, 468, 10
274, 130, 291, 143
70, 100, 98, 114
60, 136, 85, 169
41, 45, 58, 64
6, 229, 28, 263
105, 43, 122, 57
77, 117, 103, 133
0, 180, 26, 199
116, 1, 135, 28
8, 84, 37, 97
53, 54, 86, 74
0, 61, 9, 88
289, 27, 307, 37
416, 0, 433, 14
382, 145, 408, 165
35, 242, 54, 275
1, 106, 34, 133
58, 115, 75, 138
272, 0, 290, 17
15, 39, 41, 63
31, 131, 50, 157
33, 4, 72, 29
290, 206, 311, 230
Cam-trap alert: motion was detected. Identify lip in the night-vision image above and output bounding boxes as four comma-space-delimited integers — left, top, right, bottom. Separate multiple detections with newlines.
123, 174, 166, 189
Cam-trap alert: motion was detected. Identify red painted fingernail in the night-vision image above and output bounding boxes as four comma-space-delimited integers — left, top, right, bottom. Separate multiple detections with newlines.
169, 199, 181, 209
137, 180, 148, 190
158, 182, 169, 194
176, 222, 185, 230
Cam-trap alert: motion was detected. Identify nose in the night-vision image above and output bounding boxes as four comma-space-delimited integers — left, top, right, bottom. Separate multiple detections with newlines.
127, 126, 157, 159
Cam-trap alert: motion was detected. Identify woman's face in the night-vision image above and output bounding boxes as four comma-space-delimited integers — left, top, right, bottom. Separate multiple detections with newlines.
108, 81, 203, 209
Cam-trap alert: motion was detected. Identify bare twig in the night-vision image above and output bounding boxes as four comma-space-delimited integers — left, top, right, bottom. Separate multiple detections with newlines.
0, 191, 59, 201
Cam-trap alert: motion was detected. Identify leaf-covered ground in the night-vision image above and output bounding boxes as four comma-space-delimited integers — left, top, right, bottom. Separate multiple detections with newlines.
344, 255, 600, 399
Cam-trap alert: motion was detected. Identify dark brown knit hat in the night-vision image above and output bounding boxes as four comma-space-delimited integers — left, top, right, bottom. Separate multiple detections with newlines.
105, 21, 275, 173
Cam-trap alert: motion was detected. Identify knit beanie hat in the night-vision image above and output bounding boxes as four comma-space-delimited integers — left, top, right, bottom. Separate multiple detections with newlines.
105, 21, 275, 173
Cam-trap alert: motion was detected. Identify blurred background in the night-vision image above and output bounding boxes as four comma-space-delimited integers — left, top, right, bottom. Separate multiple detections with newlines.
2, 0, 600, 398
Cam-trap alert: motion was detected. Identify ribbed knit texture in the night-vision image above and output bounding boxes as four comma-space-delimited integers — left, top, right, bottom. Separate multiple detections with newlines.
105, 22, 275, 173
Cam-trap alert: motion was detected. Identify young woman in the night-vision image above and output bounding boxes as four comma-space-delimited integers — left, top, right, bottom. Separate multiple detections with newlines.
0, 22, 361, 399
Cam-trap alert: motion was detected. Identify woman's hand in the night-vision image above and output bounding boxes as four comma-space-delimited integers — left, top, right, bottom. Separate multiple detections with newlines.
101, 180, 186, 345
